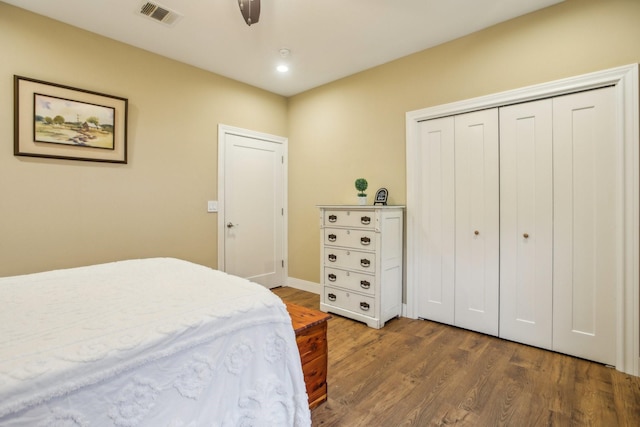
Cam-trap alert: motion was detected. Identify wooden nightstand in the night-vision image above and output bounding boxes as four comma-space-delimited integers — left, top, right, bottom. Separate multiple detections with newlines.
284, 301, 331, 409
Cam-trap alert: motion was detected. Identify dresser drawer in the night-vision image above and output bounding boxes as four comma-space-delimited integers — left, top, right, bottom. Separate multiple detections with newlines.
324, 286, 375, 318
324, 267, 375, 296
323, 209, 375, 229
324, 247, 376, 272
324, 228, 377, 249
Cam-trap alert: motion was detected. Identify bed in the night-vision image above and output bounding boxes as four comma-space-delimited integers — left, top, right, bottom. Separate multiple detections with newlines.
0, 258, 311, 426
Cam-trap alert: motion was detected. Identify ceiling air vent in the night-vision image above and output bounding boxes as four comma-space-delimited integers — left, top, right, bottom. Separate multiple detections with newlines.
138, 1, 183, 26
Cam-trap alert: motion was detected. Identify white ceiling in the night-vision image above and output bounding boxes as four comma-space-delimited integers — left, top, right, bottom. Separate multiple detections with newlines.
4, 0, 563, 96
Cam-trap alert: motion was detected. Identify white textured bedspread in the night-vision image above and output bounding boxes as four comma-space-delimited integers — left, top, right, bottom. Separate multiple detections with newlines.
0, 258, 310, 426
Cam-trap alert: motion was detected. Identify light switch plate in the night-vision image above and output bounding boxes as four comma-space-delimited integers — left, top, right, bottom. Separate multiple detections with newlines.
207, 201, 218, 212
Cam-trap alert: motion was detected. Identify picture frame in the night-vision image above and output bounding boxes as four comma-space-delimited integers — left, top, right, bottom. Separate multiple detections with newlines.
14, 75, 128, 163
374, 188, 388, 205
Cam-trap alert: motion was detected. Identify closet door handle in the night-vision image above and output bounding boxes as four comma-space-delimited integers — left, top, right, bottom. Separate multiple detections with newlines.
523, 233, 529, 239
474, 230, 480, 236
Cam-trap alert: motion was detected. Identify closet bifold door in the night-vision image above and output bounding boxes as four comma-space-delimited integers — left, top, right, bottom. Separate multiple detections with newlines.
499, 100, 553, 349
415, 117, 455, 325
553, 87, 617, 366
454, 109, 500, 336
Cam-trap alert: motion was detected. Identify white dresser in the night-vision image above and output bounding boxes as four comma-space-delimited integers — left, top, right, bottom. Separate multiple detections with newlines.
318, 205, 404, 328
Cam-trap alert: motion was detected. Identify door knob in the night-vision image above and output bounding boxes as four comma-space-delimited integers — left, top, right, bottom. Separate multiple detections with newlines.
227, 222, 236, 228
474, 230, 480, 236
523, 233, 529, 239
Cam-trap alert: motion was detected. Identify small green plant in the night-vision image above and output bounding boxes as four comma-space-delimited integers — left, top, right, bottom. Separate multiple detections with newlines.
355, 178, 368, 197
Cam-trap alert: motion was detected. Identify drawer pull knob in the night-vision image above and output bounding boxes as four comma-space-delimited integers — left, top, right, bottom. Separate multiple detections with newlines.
328, 215, 337, 223
328, 293, 337, 302
328, 234, 337, 242
360, 280, 370, 289
360, 259, 371, 268
360, 302, 370, 311
361, 216, 371, 225
328, 254, 337, 262
474, 230, 480, 236
328, 273, 337, 282
523, 233, 529, 239
360, 236, 371, 245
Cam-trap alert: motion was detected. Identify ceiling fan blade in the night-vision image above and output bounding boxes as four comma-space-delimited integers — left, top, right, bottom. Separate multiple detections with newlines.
238, 0, 260, 26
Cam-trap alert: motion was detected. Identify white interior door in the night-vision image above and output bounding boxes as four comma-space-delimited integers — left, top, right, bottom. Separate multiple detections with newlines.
218, 125, 286, 289
406, 65, 638, 375
416, 117, 455, 324
553, 87, 617, 365
454, 109, 500, 336
499, 99, 553, 349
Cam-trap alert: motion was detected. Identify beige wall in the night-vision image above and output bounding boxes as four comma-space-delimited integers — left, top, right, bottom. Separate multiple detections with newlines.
287, 0, 640, 283
0, 3, 288, 276
2, 0, 639, 285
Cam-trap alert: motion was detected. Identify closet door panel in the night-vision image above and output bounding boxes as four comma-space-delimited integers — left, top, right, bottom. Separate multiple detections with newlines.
454, 109, 500, 336
499, 100, 553, 349
553, 87, 617, 365
416, 117, 455, 324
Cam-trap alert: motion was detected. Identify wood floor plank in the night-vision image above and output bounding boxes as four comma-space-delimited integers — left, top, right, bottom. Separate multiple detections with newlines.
612, 371, 640, 427
271, 287, 640, 426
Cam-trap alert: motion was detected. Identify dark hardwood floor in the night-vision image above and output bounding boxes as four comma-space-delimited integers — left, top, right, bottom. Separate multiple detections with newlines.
272, 286, 640, 427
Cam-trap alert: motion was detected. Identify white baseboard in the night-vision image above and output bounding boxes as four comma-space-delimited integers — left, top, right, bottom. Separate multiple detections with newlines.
286, 277, 321, 295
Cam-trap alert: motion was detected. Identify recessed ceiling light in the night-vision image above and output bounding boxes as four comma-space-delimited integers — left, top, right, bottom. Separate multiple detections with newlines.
277, 65, 289, 73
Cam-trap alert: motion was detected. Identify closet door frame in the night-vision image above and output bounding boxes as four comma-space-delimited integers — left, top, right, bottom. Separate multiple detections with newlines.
405, 64, 639, 376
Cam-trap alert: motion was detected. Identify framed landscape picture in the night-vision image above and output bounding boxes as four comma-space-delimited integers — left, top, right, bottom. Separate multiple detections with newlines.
14, 76, 128, 163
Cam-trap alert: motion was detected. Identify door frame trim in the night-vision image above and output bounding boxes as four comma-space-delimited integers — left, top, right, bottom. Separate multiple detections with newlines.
405, 64, 639, 375
217, 124, 288, 282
